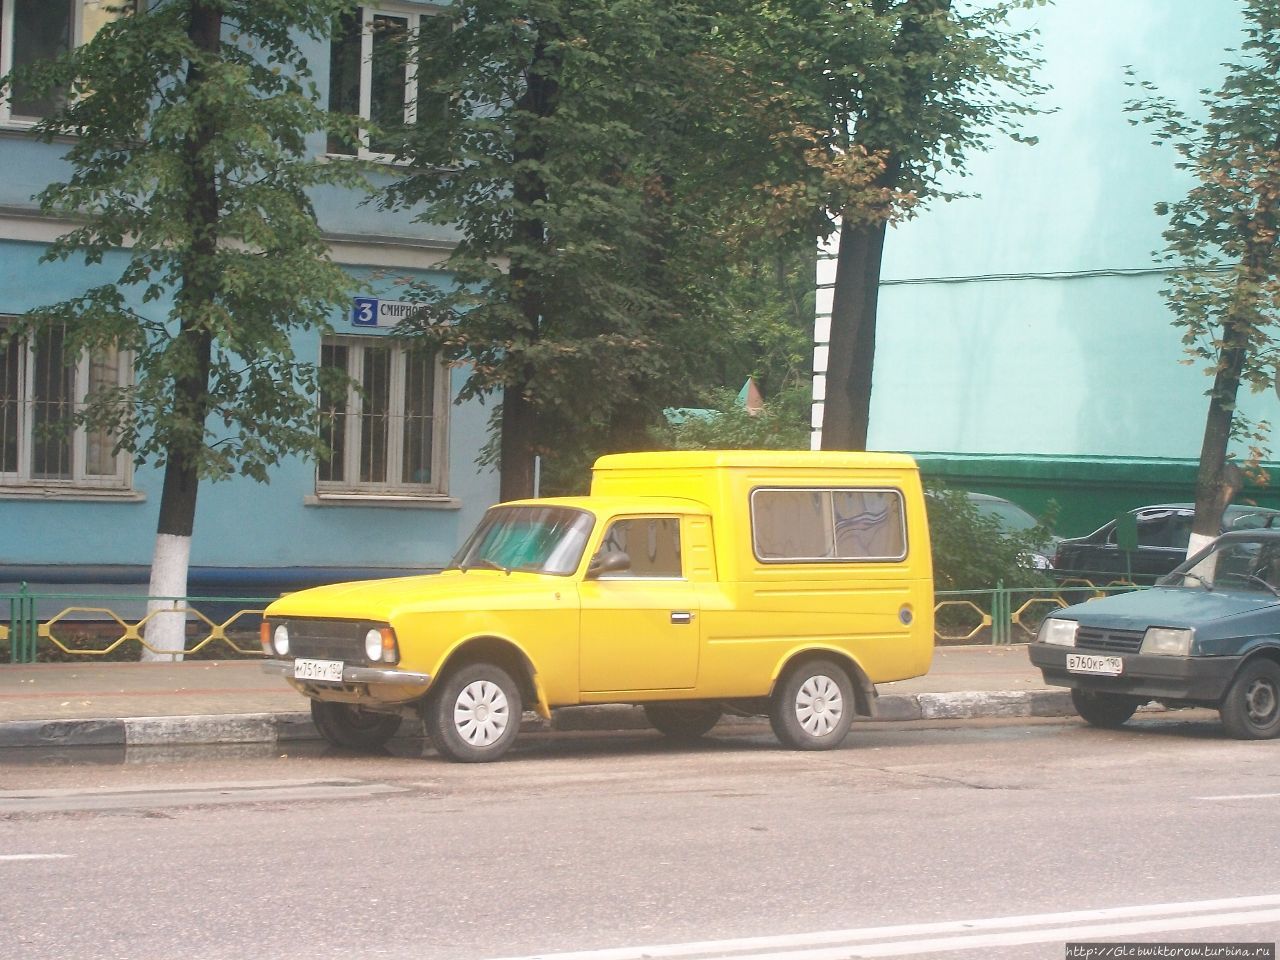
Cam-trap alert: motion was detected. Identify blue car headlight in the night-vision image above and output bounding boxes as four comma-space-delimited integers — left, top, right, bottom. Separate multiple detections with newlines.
1140, 627, 1193, 656
1038, 618, 1078, 647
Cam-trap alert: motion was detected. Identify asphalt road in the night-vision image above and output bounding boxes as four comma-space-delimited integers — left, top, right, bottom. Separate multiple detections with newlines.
2, 714, 1280, 960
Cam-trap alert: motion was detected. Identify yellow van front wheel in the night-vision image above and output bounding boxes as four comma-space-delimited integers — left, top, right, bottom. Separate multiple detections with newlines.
769, 659, 855, 750
424, 662, 523, 763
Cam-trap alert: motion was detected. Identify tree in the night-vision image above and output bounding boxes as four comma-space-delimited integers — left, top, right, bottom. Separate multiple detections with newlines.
1, 0, 364, 659
804, 0, 1046, 450
1127, 0, 1280, 558
384, 0, 834, 500
649, 384, 812, 453
924, 482, 1053, 592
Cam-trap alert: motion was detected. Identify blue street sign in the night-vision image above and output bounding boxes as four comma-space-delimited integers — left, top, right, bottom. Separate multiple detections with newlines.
350, 298, 419, 328
352, 297, 379, 327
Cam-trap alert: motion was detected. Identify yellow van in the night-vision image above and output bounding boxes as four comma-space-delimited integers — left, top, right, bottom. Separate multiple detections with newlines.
262, 450, 934, 761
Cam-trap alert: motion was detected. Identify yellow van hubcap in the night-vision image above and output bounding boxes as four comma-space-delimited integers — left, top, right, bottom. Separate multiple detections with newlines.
796, 675, 844, 736
455, 680, 510, 746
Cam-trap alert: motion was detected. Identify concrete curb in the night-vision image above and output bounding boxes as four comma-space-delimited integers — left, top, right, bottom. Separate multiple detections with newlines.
0, 690, 1078, 750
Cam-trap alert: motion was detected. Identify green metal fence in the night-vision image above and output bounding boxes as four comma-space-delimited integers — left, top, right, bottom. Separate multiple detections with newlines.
3, 584, 273, 663
933, 580, 1148, 645
2, 579, 1149, 663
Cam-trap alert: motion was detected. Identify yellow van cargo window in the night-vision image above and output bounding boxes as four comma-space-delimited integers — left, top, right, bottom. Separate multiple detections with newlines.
752, 488, 906, 562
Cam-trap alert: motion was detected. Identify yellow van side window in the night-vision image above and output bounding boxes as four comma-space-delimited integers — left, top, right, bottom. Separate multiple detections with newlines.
600, 517, 683, 578
752, 488, 906, 562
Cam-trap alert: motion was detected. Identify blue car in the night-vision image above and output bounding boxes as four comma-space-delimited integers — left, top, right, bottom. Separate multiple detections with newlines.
1029, 529, 1280, 739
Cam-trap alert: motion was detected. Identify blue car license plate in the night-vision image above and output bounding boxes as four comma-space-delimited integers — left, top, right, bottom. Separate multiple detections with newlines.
1066, 653, 1123, 676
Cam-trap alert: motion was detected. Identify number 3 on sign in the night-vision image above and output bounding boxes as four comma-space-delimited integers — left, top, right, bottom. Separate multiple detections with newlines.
353, 298, 378, 326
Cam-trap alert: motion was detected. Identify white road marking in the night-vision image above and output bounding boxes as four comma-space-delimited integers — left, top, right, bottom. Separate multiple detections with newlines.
0, 854, 71, 862
486, 894, 1280, 960
733, 909, 1280, 960
1196, 792, 1280, 801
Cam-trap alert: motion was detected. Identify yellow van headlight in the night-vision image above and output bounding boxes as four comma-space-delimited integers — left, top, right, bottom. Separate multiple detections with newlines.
364, 626, 399, 664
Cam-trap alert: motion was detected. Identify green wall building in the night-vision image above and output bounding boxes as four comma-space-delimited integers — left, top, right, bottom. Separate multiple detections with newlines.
813, 0, 1279, 537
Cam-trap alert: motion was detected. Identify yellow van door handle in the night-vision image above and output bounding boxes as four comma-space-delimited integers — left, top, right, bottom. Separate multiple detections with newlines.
670, 611, 694, 625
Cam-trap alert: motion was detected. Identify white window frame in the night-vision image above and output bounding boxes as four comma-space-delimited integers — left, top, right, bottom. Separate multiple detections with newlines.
750, 487, 908, 564
0, 319, 132, 494
0, 0, 130, 128
316, 333, 450, 499
331, 2, 445, 162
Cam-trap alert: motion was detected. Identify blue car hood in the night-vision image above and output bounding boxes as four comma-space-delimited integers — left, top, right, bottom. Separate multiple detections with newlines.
1063, 585, 1280, 635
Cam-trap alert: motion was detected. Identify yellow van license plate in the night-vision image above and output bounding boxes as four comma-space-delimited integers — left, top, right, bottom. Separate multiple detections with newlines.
1066, 654, 1122, 676
295, 658, 344, 682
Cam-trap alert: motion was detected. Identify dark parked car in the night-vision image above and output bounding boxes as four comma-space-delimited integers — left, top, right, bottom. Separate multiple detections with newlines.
1030, 529, 1280, 739
1052, 503, 1280, 583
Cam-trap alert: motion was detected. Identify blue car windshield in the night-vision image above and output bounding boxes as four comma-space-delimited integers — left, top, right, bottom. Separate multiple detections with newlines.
1163, 535, 1280, 595
449, 506, 594, 576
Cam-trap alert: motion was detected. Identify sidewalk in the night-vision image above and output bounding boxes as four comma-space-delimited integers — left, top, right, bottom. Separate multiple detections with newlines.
0, 645, 1072, 748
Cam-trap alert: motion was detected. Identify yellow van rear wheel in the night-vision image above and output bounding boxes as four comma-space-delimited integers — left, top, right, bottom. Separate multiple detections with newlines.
769, 659, 855, 750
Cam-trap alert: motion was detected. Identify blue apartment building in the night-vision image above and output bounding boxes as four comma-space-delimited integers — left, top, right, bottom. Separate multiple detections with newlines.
0, 1, 499, 598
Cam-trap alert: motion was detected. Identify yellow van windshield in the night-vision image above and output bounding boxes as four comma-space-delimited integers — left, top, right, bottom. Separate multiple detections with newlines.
449, 506, 594, 575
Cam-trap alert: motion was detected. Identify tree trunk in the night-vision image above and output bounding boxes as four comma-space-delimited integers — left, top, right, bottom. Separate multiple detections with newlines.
498, 22, 562, 500
1185, 335, 1247, 572
1187, 190, 1276, 564
818, 0, 948, 451
499, 381, 537, 501
143, 1, 220, 661
820, 218, 888, 451
143, 335, 211, 660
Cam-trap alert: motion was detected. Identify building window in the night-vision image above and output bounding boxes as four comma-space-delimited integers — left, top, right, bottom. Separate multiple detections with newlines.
0, 0, 127, 126
327, 3, 451, 158
318, 335, 448, 497
751, 487, 906, 562
0, 320, 131, 491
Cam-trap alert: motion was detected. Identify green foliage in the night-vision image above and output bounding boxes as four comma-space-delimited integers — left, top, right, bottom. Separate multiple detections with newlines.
537, 381, 809, 496
730, 0, 1049, 238
650, 386, 812, 452
0, 0, 365, 485
925, 482, 1055, 591
854, 0, 1049, 216
383, 1, 835, 492
703, 238, 818, 402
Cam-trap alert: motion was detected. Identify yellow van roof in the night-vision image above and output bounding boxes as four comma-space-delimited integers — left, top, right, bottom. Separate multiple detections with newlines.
499, 496, 711, 515
592, 450, 919, 471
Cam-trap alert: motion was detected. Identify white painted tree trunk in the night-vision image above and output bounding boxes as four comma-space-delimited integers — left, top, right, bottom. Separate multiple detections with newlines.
1185, 530, 1219, 582
142, 533, 191, 662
